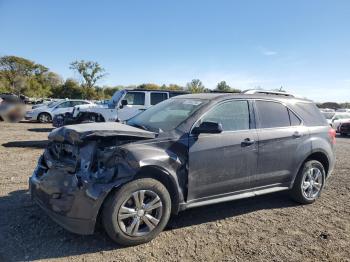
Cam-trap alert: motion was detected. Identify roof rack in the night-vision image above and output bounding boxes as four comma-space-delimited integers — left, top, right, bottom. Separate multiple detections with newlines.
241, 89, 294, 97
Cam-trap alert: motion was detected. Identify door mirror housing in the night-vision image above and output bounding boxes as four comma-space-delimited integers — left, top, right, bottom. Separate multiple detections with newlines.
120, 99, 128, 109
192, 121, 223, 135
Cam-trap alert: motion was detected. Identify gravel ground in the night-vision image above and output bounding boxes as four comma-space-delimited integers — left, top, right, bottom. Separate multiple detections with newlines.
0, 121, 349, 262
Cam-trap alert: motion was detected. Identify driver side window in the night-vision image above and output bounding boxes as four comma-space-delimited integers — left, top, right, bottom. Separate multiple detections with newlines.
201, 100, 250, 131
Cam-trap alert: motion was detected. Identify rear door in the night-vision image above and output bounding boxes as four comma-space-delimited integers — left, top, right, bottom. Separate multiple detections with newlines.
253, 100, 308, 187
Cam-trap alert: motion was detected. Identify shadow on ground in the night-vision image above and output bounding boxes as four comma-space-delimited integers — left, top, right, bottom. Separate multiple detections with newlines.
0, 188, 298, 261
2, 140, 49, 149
27, 128, 54, 133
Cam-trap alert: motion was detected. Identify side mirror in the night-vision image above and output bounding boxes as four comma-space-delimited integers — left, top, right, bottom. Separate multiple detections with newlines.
192, 121, 223, 135
120, 99, 128, 109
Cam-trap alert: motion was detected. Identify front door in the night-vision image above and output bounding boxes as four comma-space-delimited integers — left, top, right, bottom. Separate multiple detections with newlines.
187, 100, 258, 201
118, 91, 147, 121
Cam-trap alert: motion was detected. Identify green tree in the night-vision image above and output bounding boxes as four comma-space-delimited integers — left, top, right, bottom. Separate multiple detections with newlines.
51, 78, 84, 99
0, 55, 39, 94
137, 83, 161, 90
69, 60, 107, 96
216, 81, 231, 92
186, 79, 205, 93
166, 84, 184, 91
214, 81, 241, 93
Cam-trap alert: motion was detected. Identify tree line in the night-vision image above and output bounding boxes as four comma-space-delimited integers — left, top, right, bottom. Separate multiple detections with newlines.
0, 55, 241, 100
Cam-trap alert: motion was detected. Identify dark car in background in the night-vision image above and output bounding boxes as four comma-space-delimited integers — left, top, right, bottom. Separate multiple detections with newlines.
29, 93, 335, 245
338, 122, 350, 136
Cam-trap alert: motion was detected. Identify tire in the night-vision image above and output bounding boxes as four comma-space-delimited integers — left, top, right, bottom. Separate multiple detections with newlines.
290, 160, 325, 204
38, 113, 52, 123
102, 178, 171, 246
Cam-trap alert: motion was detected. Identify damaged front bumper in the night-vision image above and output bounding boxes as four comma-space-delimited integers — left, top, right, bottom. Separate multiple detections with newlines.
29, 148, 129, 235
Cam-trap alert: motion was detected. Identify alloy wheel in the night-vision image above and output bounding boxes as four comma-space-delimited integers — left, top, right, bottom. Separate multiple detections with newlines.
302, 167, 323, 200
117, 190, 163, 237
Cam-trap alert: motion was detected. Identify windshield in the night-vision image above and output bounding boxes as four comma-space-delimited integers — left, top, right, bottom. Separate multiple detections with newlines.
109, 90, 125, 107
127, 98, 207, 132
322, 112, 335, 119
47, 101, 61, 108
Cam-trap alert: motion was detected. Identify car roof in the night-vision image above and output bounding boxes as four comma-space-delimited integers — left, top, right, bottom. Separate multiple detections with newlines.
173, 92, 312, 103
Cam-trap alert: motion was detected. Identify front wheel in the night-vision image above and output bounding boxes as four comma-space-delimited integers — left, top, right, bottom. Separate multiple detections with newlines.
102, 178, 171, 246
290, 160, 325, 204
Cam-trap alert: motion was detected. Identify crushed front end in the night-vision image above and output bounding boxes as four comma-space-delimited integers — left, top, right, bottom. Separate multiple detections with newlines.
29, 123, 156, 234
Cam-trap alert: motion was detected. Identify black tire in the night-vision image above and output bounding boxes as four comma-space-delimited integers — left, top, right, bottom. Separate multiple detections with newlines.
38, 112, 52, 123
290, 160, 326, 204
102, 178, 171, 246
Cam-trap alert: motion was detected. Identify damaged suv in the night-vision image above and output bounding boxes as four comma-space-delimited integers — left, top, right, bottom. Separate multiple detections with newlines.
29, 93, 335, 245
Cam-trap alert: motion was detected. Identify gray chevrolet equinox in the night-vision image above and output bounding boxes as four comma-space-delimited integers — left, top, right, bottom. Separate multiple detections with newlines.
29, 93, 335, 245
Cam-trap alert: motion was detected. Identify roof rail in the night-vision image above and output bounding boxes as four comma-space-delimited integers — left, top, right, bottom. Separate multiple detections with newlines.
241, 89, 294, 97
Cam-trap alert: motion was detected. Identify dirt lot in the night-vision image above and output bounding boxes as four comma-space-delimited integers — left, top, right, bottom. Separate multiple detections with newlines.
0, 122, 349, 262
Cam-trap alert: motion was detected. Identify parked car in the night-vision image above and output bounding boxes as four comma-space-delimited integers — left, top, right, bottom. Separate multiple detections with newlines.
25, 99, 94, 123
338, 122, 350, 136
329, 113, 350, 130
30, 93, 335, 245
52, 89, 189, 127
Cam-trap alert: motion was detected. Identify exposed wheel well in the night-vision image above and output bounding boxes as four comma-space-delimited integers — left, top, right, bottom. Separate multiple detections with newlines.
305, 152, 330, 176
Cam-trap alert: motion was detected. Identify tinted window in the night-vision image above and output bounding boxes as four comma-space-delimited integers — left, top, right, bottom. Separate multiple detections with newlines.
151, 93, 168, 105
256, 101, 290, 128
292, 102, 327, 126
201, 100, 250, 131
124, 92, 145, 105
289, 110, 301, 126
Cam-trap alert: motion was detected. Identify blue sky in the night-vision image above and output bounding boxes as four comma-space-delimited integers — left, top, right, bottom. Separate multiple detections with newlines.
1, 0, 349, 102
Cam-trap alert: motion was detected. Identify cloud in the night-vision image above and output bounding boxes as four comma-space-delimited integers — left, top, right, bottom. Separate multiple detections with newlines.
258, 46, 278, 56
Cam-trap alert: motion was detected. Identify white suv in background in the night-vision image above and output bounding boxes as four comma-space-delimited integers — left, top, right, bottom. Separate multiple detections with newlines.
25, 99, 94, 123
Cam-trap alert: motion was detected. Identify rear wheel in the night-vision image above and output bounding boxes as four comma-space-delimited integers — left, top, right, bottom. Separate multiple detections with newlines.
102, 178, 171, 246
38, 112, 52, 123
290, 160, 325, 204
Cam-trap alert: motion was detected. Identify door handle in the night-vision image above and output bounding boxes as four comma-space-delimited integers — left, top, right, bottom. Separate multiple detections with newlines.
293, 131, 302, 138
241, 138, 255, 147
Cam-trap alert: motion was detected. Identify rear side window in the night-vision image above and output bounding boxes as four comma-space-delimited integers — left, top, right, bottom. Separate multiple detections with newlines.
124, 92, 145, 105
201, 100, 250, 131
256, 101, 290, 128
291, 102, 328, 126
151, 92, 168, 105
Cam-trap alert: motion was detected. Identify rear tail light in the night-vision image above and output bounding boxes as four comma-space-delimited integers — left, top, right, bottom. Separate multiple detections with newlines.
328, 128, 336, 144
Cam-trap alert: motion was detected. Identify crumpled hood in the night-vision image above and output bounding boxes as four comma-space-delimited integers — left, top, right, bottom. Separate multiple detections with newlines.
48, 122, 156, 144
